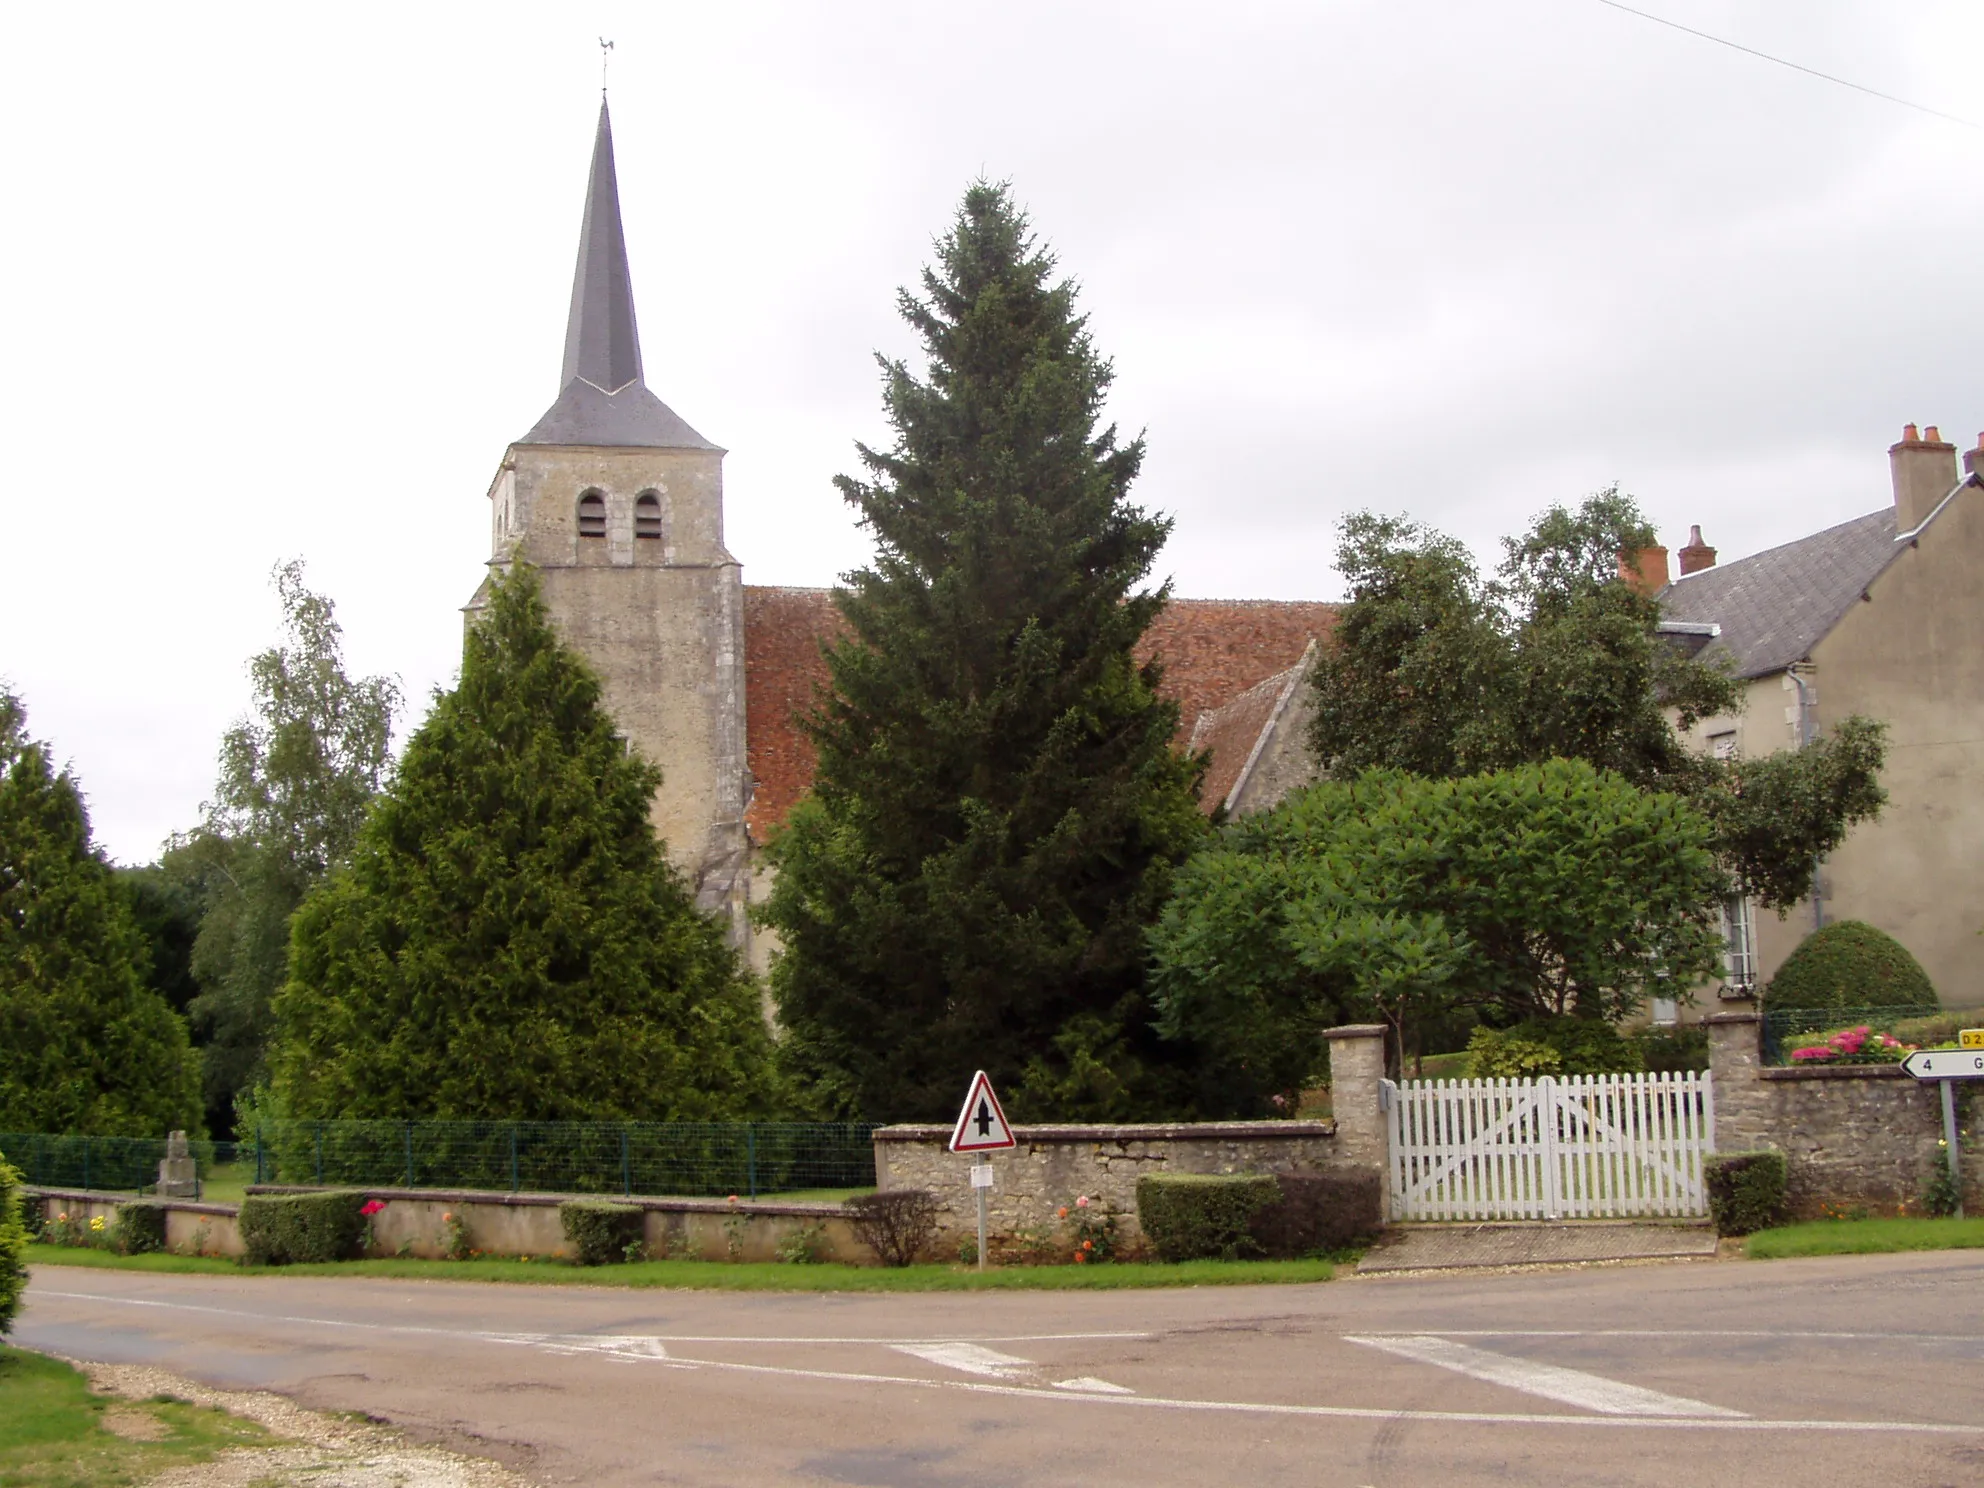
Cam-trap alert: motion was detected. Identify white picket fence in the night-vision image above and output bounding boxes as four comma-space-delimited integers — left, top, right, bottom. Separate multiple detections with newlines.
1385, 1072, 1715, 1221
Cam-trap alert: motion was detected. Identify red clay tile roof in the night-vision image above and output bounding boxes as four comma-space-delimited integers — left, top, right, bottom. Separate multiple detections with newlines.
1189, 661, 1305, 813
742, 587, 1335, 840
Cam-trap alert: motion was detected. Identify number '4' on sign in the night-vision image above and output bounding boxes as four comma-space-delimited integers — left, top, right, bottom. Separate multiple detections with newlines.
949, 1070, 1016, 1153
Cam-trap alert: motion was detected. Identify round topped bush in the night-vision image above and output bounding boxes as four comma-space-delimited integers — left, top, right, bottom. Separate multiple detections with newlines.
1763, 921, 1935, 1013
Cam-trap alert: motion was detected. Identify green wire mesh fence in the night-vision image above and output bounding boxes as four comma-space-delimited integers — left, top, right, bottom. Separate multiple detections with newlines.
1, 1122, 879, 1199
1759, 1005, 1959, 1065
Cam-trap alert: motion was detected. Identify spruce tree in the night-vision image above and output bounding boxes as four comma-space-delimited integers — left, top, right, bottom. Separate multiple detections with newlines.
762, 182, 1208, 1123
0, 691, 203, 1135
272, 563, 775, 1121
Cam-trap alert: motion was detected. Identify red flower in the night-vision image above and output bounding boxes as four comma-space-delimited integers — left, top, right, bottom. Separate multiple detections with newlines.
360, 1200, 386, 1216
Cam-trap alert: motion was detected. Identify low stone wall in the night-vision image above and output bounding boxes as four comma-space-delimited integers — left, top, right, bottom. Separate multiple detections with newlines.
1708, 1009, 1982, 1217
24, 1186, 865, 1264
872, 1121, 1340, 1252
26, 1189, 245, 1257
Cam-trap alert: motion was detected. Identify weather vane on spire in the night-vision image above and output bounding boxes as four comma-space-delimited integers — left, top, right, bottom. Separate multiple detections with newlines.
599, 37, 614, 96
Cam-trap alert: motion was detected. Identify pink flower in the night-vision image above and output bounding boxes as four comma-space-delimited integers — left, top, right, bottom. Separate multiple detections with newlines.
1790, 1046, 1834, 1062
1075, 1195, 1091, 1209
360, 1200, 386, 1216
727, 1194, 738, 1204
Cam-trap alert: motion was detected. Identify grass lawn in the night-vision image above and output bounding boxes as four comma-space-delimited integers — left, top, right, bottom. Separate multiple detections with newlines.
0, 1345, 271, 1487
1746, 1216, 1984, 1259
28, 1245, 1334, 1291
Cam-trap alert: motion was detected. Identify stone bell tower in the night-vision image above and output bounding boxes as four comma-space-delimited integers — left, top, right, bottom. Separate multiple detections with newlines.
469, 98, 750, 942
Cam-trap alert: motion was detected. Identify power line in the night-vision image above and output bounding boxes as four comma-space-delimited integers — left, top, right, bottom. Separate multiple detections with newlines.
1589, 0, 1983, 132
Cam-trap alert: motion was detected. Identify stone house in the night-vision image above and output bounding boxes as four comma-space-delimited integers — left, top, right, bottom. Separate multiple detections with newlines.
1652, 425, 1984, 1013
468, 102, 1333, 971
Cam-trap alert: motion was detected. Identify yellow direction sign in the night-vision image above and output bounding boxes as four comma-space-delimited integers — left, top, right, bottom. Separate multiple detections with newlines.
1960, 1028, 1984, 1050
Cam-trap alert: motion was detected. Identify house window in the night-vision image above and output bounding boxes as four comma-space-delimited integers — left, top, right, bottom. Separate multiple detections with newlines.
1708, 730, 1737, 760
1650, 996, 1679, 1027
1720, 895, 1756, 990
577, 491, 606, 538
634, 491, 662, 539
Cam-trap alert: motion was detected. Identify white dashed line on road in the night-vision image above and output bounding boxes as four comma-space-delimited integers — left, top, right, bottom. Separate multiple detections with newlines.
1345, 1335, 1745, 1418
891, 1342, 1035, 1379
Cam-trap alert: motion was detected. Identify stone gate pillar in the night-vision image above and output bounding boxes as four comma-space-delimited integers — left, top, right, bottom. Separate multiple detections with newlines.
1324, 1024, 1390, 1220
1706, 1005, 1765, 1154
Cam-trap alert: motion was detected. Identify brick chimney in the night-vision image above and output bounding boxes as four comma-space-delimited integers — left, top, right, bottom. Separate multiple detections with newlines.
1677, 524, 1717, 576
1966, 432, 1984, 481
1890, 423, 1959, 531
1617, 544, 1670, 596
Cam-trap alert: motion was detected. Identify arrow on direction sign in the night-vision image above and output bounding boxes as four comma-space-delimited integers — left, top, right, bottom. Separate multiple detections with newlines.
948, 1070, 1016, 1153
1901, 1050, 1984, 1081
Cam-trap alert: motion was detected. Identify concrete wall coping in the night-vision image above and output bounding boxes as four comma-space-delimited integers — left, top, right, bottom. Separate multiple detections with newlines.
24, 1187, 239, 1218
241, 1184, 847, 1218
1706, 1010, 1762, 1025
872, 1121, 1334, 1143
1322, 1024, 1388, 1040
1758, 1063, 1909, 1082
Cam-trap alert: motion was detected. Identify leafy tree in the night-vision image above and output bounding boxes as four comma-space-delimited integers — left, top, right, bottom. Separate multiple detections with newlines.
761, 182, 1209, 1122
271, 562, 775, 1121
1309, 493, 1885, 909
1763, 920, 1936, 1014
0, 691, 202, 1135
0, 1150, 25, 1335
1151, 763, 1725, 1104
184, 561, 400, 1128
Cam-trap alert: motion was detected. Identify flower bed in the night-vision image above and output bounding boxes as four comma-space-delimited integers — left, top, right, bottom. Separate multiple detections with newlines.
1786, 1024, 1914, 1066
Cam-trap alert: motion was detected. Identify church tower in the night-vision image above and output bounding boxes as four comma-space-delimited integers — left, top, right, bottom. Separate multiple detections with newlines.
471, 99, 750, 942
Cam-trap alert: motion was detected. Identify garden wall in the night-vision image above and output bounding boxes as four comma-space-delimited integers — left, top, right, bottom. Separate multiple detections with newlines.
27, 1189, 245, 1257
1708, 1008, 1982, 1217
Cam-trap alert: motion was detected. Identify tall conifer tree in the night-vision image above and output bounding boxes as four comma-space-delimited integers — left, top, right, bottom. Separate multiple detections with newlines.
763, 182, 1207, 1122
272, 564, 774, 1121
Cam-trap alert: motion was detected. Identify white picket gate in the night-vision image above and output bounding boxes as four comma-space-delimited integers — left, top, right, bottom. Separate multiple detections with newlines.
1384, 1072, 1714, 1221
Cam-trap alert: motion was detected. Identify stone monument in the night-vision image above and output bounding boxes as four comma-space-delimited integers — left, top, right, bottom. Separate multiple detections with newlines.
156, 1131, 198, 1198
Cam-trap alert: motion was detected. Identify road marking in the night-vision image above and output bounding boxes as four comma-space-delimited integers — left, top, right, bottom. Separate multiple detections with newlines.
27, 1288, 1983, 1434
1053, 1377, 1134, 1394
1344, 1335, 1745, 1418
892, 1343, 1034, 1379
1418, 1329, 1984, 1343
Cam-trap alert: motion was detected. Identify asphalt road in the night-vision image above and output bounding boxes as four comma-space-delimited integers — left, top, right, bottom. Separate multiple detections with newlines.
17, 1251, 1984, 1487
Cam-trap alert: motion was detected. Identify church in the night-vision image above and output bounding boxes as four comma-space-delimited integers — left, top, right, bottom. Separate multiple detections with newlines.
471, 102, 1335, 970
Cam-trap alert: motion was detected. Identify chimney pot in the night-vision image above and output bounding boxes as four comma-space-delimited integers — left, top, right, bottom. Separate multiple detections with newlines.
1678, 525, 1718, 575
1965, 433, 1984, 480
1904, 423, 1921, 441
1925, 425, 1942, 443
1890, 421, 1960, 529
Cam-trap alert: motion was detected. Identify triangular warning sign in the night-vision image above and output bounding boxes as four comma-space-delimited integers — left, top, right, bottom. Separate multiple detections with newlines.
948, 1070, 1016, 1153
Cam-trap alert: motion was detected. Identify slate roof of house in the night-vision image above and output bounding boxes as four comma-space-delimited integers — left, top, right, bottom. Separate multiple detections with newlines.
519, 100, 717, 451
740, 588, 1336, 838
1188, 657, 1307, 811
1656, 508, 1899, 678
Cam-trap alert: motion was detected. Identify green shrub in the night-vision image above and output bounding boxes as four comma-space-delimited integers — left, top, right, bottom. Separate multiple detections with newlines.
1637, 1025, 1710, 1073
0, 1153, 26, 1335
559, 1200, 645, 1266
1247, 1170, 1383, 1257
112, 1200, 168, 1256
1136, 1174, 1280, 1261
1466, 1018, 1642, 1079
1764, 921, 1935, 1014
239, 1190, 369, 1265
1705, 1151, 1788, 1236
842, 1190, 938, 1267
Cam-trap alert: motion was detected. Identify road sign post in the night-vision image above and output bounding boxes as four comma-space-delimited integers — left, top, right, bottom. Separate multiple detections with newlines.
1901, 1049, 1984, 1220
949, 1071, 1016, 1272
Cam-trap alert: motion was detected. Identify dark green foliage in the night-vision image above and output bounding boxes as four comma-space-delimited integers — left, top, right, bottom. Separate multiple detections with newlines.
1246, 1170, 1383, 1257
1152, 763, 1725, 1101
1637, 1025, 1711, 1073
0, 691, 202, 1136
842, 1189, 940, 1267
1135, 1173, 1280, 1261
1307, 498, 1887, 910
116, 866, 204, 1022
111, 1200, 168, 1255
559, 1200, 645, 1266
0, 1153, 26, 1334
1763, 921, 1937, 1014
762, 182, 1208, 1122
182, 563, 401, 1132
1705, 1151, 1789, 1236
238, 1190, 368, 1264
272, 562, 775, 1122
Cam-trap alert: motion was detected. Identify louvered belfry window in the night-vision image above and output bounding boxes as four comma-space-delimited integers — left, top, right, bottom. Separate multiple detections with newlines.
577, 491, 607, 538
635, 492, 662, 539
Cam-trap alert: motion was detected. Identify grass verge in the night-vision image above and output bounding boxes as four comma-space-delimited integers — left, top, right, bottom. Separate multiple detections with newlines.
0, 1345, 270, 1487
1746, 1216, 1984, 1259
27, 1245, 1333, 1290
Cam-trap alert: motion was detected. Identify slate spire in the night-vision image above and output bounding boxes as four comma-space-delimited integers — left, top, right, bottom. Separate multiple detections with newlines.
561, 99, 642, 394
520, 98, 716, 450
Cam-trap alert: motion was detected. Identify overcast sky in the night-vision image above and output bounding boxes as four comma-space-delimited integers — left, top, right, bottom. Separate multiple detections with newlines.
3, 1, 1979, 865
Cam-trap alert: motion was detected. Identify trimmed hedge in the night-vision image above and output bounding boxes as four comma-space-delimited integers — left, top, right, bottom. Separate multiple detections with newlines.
1764, 921, 1935, 1014
112, 1200, 168, 1255
0, 1152, 26, 1335
559, 1200, 645, 1265
1248, 1170, 1384, 1257
240, 1190, 369, 1265
1136, 1174, 1280, 1261
1706, 1151, 1788, 1236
